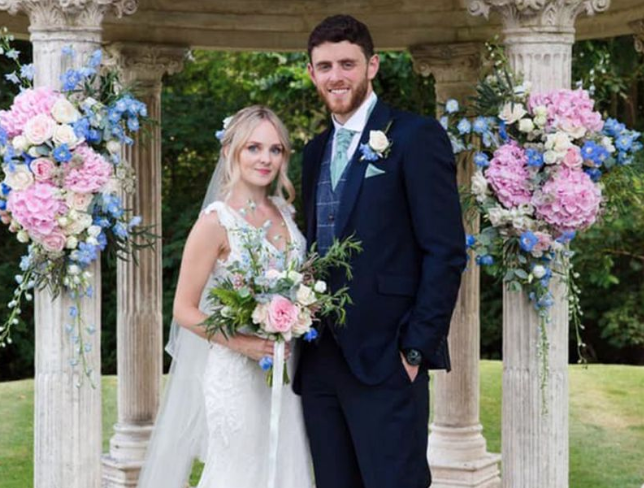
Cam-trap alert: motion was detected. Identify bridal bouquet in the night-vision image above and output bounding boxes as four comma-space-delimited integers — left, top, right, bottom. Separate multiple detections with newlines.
203, 227, 361, 385
443, 45, 642, 388
0, 30, 153, 383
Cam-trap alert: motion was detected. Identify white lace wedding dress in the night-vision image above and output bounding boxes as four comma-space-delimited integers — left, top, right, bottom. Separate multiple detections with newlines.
195, 196, 313, 488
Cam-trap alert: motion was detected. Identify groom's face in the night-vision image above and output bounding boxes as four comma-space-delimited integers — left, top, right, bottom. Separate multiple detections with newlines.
308, 41, 379, 123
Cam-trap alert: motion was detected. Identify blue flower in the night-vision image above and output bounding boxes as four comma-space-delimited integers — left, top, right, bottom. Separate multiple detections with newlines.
259, 356, 273, 371
128, 216, 142, 228
97, 232, 107, 251
359, 143, 379, 162
445, 99, 459, 114
473, 152, 489, 168
602, 118, 625, 138
113, 222, 128, 239
79, 67, 96, 78
0, 125, 7, 146
526, 148, 544, 168
584, 167, 602, 182
53, 144, 72, 163
616, 151, 633, 166
476, 255, 494, 266
85, 286, 94, 298
1, 182, 11, 196
498, 121, 508, 142
88, 49, 102, 69
19, 254, 31, 272
127, 117, 139, 131
5, 49, 19, 60
482, 131, 494, 148
0, 199, 6, 211
303, 329, 318, 342
73, 117, 91, 139
86, 129, 101, 144
519, 231, 539, 252
72, 242, 99, 265
615, 134, 633, 152
215, 129, 226, 141
69, 306, 78, 318
535, 292, 554, 310
457, 118, 472, 135
465, 234, 476, 248
60, 69, 82, 91
439, 116, 448, 130
95, 217, 111, 228
5, 71, 20, 85
108, 108, 122, 124
20, 64, 34, 81
472, 117, 489, 134
556, 230, 576, 244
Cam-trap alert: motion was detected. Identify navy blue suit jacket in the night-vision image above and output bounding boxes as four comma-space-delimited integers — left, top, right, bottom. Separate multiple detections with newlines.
300, 100, 466, 386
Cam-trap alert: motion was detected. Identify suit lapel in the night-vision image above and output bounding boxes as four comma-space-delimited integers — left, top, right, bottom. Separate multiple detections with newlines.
305, 126, 332, 244
334, 100, 392, 238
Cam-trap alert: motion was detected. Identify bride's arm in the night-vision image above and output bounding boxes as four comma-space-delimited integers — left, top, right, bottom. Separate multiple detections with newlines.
172, 211, 278, 361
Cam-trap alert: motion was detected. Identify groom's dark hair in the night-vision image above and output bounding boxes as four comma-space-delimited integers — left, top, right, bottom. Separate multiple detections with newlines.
307, 15, 375, 61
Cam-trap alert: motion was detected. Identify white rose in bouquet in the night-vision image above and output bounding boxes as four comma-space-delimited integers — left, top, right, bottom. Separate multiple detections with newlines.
295, 285, 316, 306
51, 98, 81, 124
499, 102, 527, 125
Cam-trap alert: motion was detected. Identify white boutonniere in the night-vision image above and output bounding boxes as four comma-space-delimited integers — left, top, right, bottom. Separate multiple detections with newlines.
359, 121, 393, 162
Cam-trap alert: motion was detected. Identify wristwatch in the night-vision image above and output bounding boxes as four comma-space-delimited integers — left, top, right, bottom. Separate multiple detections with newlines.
403, 348, 423, 367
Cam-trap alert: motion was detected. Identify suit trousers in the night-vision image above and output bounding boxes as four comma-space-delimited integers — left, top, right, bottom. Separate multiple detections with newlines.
300, 331, 431, 488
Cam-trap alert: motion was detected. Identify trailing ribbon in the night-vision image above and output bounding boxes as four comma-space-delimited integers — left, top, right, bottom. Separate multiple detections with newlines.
267, 340, 285, 488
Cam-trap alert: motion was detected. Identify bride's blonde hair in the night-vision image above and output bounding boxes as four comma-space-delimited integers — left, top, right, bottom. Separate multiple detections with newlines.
217, 105, 295, 203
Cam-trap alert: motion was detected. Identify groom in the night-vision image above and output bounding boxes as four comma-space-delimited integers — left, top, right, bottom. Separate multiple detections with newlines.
295, 15, 466, 488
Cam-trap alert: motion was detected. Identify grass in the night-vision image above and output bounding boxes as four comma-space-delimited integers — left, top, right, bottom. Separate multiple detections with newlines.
1, 361, 643, 488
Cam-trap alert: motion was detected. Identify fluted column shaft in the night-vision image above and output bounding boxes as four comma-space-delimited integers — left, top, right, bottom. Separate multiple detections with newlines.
467, 2, 611, 487
102, 42, 186, 488
0, 3, 138, 488
411, 42, 501, 488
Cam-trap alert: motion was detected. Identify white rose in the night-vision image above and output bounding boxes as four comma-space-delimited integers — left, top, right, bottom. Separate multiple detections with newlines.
488, 206, 508, 227
24, 114, 56, 145
533, 105, 548, 118
499, 102, 527, 125
560, 120, 586, 140
51, 98, 81, 124
65, 192, 93, 211
471, 171, 489, 197
292, 306, 313, 336
545, 132, 572, 153
12, 135, 29, 153
106, 140, 121, 155
65, 236, 78, 249
532, 265, 546, 279
64, 211, 93, 236
369, 130, 389, 153
5, 165, 34, 191
295, 285, 316, 306
86, 237, 98, 246
101, 177, 121, 196
543, 150, 559, 165
313, 280, 327, 293
17, 230, 30, 243
53, 124, 80, 147
87, 225, 102, 238
286, 270, 303, 285
533, 115, 547, 128
67, 264, 81, 275
27, 147, 40, 158
518, 118, 535, 134
252, 303, 269, 325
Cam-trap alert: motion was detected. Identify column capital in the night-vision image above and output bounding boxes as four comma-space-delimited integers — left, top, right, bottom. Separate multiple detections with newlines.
410, 42, 482, 84
0, 0, 137, 29
467, 0, 610, 31
630, 19, 644, 54
106, 42, 188, 90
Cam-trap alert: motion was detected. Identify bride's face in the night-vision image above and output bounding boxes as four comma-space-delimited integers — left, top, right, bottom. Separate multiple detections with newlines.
237, 120, 286, 190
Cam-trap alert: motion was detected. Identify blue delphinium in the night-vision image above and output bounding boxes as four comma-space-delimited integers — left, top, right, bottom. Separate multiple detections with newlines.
476, 255, 494, 266
472, 116, 489, 135
584, 167, 602, 182
498, 120, 508, 142
0, 125, 7, 146
259, 356, 273, 371
526, 148, 544, 168
60, 69, 83, 91
465, 234, 476, 249
5, 71, 20, 85
62, 45, 76, 58
359, 143, 379, 162
303, 329, 318, 342
519, 231, 539, 252
53, 144, 72, 163
112, 222, 128, 239
474, 152, 490, 168
445, 99, 459, 114
457, 118, 472, 135
556, 230, 576, 244
88, 49, 102, 69
20, 63, 34, 81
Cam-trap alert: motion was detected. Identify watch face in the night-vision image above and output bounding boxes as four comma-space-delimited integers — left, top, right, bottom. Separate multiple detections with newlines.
406, 349, 422, 366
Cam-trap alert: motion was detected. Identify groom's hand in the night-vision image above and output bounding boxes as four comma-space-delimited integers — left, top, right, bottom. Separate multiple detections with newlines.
400, 352, 419, 382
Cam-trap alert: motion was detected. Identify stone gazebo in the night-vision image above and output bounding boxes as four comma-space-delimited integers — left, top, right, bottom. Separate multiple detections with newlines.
0, 1, 642, 487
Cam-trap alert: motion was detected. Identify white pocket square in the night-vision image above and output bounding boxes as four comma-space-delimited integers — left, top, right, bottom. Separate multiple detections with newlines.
365, 163, 386, 179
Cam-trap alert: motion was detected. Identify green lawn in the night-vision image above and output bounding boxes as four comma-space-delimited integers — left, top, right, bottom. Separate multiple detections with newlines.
1, 361, 643, 488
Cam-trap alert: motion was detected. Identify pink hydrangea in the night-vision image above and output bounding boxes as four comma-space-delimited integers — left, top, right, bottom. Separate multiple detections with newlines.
484, 142, 532, 208
533, 167, 602, 232
7, 182, 65, 238
528, 89, 603, 137
64, 145, 113, 193
0, 87, 62, 138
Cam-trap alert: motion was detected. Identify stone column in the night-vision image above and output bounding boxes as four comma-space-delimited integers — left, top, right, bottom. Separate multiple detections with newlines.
630, 19, 644, 53
411, 43, 501, 488
101, 42, 186, 488
0, 3, 138, 488
467, 2, 610, 488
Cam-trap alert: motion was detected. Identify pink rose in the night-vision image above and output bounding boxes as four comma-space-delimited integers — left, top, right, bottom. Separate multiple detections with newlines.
41, 231, 67, 252
562, 147, 583, 169
31, 158, 56, 181
24, 113, 56, 145
265, 295, 298, 335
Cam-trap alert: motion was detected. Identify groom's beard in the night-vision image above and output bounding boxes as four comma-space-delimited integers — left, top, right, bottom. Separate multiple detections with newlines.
317, 75, 369, 119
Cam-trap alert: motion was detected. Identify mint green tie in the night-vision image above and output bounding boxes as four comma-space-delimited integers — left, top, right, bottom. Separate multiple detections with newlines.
330, 128, 356, 190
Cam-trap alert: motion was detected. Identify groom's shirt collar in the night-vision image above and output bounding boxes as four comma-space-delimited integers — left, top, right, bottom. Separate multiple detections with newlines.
331, 91, 378, 161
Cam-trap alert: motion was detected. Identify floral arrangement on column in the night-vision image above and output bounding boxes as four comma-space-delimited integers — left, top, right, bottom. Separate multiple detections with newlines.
0, 28, 154, 384
442, 45, 642, 388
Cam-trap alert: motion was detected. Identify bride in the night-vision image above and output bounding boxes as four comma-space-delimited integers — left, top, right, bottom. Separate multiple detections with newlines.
137, 106, 313, 488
